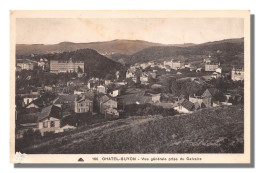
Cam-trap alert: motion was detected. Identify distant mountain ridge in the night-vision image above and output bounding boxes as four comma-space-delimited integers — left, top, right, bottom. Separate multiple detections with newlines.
16, 38, 244, 71
110, 38, 244, 69
16, 39, 164, 57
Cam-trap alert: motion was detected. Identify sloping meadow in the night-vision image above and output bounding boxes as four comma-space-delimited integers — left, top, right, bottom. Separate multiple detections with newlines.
22, 105, 244, 154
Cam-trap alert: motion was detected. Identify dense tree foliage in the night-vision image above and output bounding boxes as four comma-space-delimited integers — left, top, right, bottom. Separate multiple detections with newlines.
123, 103, 178, 117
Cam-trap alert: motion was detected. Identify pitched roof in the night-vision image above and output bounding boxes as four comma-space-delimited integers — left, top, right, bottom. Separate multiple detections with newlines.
54, 94, 77, 104
208, 88, 221, 96
25, 93, 56, 108
117, 90, 152, 105
201, 89, 212, 98
99, 95, 110, 103
83, 91, 95, 100
37, 105, 62, 121
103, 98, 117, 105
181, 99, 194, 111
25, 97, 45, 108
76, 96, 92, 103
18, 105, 62, 124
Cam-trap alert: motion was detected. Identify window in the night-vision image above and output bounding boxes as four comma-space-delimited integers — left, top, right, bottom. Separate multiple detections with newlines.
43, 122, 48, 128
50, 121, 55, 127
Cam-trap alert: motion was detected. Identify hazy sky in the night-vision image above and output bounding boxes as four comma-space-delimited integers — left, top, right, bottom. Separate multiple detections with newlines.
16, 18, 244, 45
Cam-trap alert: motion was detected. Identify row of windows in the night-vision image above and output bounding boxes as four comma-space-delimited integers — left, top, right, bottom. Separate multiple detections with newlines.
50, 64, 83, 66
51, 67, 82, 70
43, 121, 56, 128
51, 67, 84, 69
77, 108, 88, 113
50, 65, 84, 67
205, 65, 218, 68
77, 103, 90, 107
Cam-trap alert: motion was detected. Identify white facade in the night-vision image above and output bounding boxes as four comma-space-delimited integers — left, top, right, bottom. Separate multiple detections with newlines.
174, 105, 192, 114
97, 85, 106, 94
216, 67, 222, 73
231, 68, 244, 81
17, 62, 35, 70
109, 90, 119, 97
164, 60, 184, 70
140, 63, 150, 69
105, 80, 112, 85
50, 59, 84, 73
23, 97, 38, 106
38, 117, 61, 135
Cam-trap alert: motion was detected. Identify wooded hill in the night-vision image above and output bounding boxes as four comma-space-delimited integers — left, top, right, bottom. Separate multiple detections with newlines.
21, 49, 123, 78
110, 38, 244, 69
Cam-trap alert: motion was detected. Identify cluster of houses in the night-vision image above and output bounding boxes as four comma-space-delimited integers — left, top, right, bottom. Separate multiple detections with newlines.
121, 58, 244, 114
16, 59, 38, 71
125, 57, 243, 89
174, 88, 235, 114
16, 75, 126, 138
15, 54, 244, 139
16, 58, 49, 72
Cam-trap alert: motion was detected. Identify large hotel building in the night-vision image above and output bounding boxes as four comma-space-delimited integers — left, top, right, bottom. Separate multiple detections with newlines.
50, 58, 84, 73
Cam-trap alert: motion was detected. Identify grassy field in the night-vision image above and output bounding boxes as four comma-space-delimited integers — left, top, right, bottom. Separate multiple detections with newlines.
21, 105, 244, 154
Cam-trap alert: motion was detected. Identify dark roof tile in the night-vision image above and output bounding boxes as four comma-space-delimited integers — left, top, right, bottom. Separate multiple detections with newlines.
181, 99, 194, 111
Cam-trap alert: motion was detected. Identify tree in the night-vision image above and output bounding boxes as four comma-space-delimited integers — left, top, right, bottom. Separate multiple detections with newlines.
171, 79, 179, 95
78, 66, 83, 73
105, 74, 115, 81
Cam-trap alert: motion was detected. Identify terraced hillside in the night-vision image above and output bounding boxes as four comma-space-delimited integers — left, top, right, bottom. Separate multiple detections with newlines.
20, 105, 244, 154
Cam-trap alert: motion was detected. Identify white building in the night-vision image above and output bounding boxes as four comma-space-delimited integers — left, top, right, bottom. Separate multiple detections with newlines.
231, 67, 244, 81
109, 89, 120, 97
164, 60, 184, 70
50, 58, 84, 73
216, 67, 222, 74
97, 85, 107, 94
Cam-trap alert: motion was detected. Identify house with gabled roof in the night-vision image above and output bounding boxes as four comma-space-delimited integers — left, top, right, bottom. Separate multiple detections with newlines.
174, 99, 194, 113
74, 95, 93, 113
53, 94, 77, 111
17, 105, 62, 137
97, 95, 117, 114
189, 88, 221, 108
24, 97, 51, 113
101, 99, 117, 114
24, 97, 43, 110
37, 105, 62, 135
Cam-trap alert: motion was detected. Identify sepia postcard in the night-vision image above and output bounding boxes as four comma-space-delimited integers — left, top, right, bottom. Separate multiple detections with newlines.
10, 10, 251, 165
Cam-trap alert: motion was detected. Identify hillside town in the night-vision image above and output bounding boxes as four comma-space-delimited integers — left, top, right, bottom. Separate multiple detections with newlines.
15, 53, 244, 140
